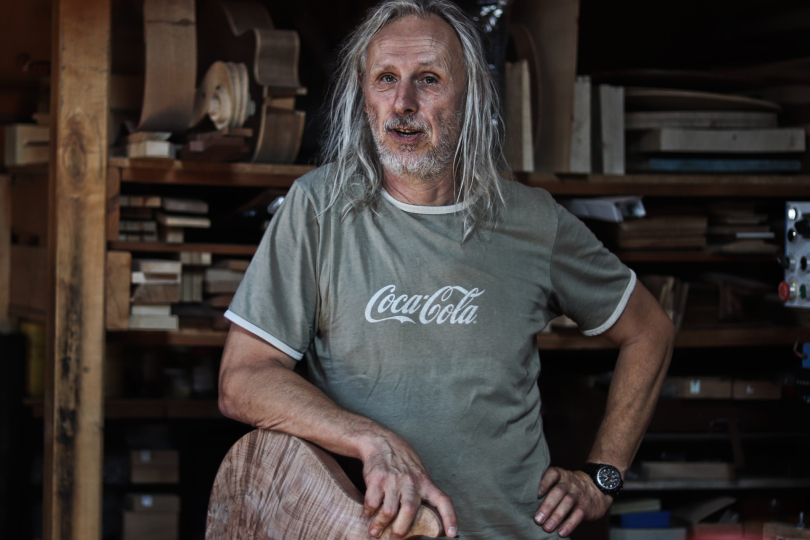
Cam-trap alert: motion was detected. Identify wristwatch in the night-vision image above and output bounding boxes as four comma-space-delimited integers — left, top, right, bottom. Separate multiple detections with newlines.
581, 462, 623, 497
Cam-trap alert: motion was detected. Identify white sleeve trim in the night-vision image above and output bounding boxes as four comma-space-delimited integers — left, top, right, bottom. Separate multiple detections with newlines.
224, 310, 304, 361
581, 270, 637, 337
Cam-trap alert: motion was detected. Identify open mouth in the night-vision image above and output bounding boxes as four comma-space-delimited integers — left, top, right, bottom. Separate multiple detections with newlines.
389, 127, 423, 142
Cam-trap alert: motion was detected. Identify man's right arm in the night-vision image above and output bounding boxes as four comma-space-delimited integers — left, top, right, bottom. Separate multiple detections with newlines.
218, 324, 458, 538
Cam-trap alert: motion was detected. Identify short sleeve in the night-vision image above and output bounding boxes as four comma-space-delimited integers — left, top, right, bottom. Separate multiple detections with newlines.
548, 203, 636, 336
225, 183, 319, 360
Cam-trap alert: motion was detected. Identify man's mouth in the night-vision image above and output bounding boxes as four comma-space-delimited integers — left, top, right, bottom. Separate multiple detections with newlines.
389, 127, 423, 142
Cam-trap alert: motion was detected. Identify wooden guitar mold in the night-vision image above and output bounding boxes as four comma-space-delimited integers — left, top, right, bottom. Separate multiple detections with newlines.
139, 0, 197, 132
206, 429, 444, 540
197, 0, 307, 163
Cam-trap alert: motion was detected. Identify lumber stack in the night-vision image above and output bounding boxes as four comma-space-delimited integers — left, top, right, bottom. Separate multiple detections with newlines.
624, 87, 806, 173
119, 195, 210, 244
106, 251, 247, 331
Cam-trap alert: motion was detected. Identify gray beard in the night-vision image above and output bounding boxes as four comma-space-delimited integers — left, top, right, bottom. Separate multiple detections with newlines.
367, 109, 460, 182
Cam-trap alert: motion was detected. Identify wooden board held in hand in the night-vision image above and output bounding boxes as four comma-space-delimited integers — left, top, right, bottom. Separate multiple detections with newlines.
206, 429, 444, 540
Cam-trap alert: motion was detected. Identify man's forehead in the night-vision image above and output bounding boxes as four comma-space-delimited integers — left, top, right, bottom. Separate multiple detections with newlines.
366, 14, 462, 69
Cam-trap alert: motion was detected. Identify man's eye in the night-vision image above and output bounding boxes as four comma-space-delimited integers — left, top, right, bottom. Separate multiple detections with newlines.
381, 74, 396, 83
423, 76, 437, 84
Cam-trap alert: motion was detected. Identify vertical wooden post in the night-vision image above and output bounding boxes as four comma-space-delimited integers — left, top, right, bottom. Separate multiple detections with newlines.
44, 0, 110, 538
0, 175, 10, 328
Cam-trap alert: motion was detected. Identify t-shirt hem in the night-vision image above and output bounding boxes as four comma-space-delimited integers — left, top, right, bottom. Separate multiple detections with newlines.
580, 270, 637, 336
224, 310, 304, 360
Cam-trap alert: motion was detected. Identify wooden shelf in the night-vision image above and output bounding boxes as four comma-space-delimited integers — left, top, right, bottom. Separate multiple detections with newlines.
107, 328, 229, 346
106, 326, 810, 349
23, 397, 223, 418
4, 163, 49, 176
624, 477, 810, 491
537, 326, 810, 350
108, 241, 257, 255
110, 157, 314, 187
516, 172, 810, 197
615, 251, 778, 263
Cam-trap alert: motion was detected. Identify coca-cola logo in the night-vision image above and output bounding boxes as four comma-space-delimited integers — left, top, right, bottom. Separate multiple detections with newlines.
364, 285, 484, 325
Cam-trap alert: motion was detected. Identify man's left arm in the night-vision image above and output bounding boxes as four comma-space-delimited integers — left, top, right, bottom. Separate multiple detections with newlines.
534, 280, 674, 537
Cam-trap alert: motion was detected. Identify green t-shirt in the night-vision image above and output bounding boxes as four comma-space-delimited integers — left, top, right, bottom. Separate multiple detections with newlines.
226, 164, 635, 539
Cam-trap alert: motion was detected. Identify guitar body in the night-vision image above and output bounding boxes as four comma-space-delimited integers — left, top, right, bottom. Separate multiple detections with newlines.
197, 0, 306, 163
206, 429, 444, 540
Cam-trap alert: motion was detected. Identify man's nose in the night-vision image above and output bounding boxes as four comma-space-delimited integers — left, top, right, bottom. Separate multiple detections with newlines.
393, 80, 418, 116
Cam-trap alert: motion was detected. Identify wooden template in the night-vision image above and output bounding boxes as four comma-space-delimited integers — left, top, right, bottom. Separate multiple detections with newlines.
105, 251, 132, 330
512, 0, 580, 173
197, 0, 307, 163
625, 111, 778, 130
44, 0, 110, 538
138, 0, 197, 131
206, 429, 443, 539
508, 23, 542, 151
625, 87, 782, 112
0, 176, 10, 326
630, 128, 806, 154
592, 85, 625, 175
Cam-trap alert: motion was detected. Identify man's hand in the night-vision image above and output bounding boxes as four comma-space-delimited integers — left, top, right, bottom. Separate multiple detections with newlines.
534, 467, 612, 538
361, 432, 458, 538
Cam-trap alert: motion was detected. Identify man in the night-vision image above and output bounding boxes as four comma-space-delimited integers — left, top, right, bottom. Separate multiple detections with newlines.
218, 0, 674, 538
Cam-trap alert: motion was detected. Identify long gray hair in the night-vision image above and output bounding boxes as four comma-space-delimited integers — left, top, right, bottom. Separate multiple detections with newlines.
321, 0, 509, 238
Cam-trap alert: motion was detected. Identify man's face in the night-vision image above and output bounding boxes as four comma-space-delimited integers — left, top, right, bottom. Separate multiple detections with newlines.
363, 14, 466, 181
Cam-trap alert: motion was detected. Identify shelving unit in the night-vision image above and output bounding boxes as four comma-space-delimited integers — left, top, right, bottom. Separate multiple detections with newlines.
4, 1, 810, 539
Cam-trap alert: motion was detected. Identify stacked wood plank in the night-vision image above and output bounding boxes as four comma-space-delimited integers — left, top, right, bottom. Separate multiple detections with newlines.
624, 88, 806, 173
119, 195, 210, 243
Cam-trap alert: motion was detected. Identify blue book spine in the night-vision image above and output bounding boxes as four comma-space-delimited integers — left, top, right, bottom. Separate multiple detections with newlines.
619, 510, 672, 528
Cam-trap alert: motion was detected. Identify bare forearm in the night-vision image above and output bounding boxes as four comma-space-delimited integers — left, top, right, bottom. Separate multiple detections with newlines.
588, 321, 673, 474
218, 331, 394, 462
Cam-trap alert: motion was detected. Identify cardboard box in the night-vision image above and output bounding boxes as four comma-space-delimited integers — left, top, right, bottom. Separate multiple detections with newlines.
130, 450, 179, 484
123, 511, 178, 540
670, 377, 733, 399
125, 493, 180, 513
732, 380, 781, 400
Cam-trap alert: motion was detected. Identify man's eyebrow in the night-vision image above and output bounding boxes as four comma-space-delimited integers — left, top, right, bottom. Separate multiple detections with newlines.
368, 61, 444, 73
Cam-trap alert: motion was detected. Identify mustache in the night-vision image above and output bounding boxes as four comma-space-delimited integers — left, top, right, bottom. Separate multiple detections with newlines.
384, 115, 430, 133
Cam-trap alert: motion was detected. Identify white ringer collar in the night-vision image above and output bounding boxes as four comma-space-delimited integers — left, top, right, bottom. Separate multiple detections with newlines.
381, 188, 472, 215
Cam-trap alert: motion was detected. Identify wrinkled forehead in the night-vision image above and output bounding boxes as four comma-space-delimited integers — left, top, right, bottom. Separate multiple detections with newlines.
364, 13, 466, 75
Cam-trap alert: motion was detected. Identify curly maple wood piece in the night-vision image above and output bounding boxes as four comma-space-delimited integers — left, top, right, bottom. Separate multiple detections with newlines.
206, 429, 444, 540
139, 0, 197, 132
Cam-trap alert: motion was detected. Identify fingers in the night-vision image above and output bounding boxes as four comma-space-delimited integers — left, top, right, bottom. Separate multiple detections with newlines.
364, 477, 384, 517
388, 487, 420, 538
425, 485, 458, 538
534, 473, 566, 525
557, 507, 586, 538
537, 466, 561, 497
368, 482, 400, 537
541, 493, 576, 533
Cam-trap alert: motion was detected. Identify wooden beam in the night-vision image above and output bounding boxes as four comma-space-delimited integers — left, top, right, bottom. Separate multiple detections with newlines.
44, 0, 109, 539
0, 176, 10, 327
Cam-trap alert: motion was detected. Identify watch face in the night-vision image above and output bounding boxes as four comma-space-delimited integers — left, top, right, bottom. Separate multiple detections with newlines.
596, 466, 622, 490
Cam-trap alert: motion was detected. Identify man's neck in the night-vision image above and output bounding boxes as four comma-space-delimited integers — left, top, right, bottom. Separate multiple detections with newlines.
382, 169, 456, 207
